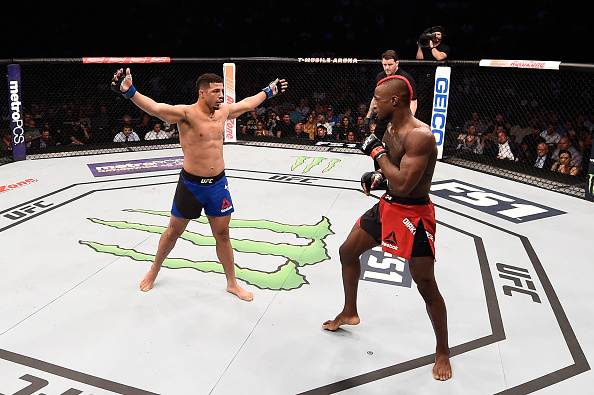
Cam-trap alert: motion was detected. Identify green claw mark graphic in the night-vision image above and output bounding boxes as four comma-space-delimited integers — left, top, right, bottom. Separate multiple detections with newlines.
80, 210, 334, 290
79, 241, 307, 290
291, 156, 341, 173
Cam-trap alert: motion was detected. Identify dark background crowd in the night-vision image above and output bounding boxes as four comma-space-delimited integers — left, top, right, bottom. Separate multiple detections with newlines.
1, 0, 591, 184
0, 1, 587, 63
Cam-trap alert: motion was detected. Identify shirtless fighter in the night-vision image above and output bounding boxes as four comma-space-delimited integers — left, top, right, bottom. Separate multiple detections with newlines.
111, 69, 287, 301
322, 75, 452, 380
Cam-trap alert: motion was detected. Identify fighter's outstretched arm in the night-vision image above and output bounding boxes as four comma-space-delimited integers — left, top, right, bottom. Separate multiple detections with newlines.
111, 68, 187, 125
227, 79, 288, 119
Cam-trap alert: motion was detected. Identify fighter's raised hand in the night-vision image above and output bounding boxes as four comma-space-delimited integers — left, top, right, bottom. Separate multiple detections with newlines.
110, 68, 135, 98
262, 78, 288, 98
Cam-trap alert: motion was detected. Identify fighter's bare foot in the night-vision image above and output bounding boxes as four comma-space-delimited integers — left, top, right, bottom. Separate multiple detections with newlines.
432, 353, 452, 381
227, 284, 253, 301
140, 265, 160, 292
322, 312, 360, 331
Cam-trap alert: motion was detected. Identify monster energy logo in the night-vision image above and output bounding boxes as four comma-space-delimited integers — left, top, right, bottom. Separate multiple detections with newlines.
79, 209, 334, 290
291, 156, 341, 173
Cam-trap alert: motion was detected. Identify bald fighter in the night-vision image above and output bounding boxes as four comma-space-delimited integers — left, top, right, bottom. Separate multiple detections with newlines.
323, 75, 451, 381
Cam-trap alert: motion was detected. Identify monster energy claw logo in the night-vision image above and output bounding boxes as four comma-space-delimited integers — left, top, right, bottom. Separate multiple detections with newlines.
292, 156, 341, 173
80, 209, 334, 290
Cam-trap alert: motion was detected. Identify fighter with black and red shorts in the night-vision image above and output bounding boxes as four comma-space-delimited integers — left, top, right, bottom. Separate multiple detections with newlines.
357, 193, 435, 260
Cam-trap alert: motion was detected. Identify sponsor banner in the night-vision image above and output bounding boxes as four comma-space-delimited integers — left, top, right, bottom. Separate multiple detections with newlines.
7, 64, 26, 160
430, 66, 451, 159
223, 63, 237, 142
586, 146, 594, 201
479, 59, 561, 70
314, 141, 359, 149
82, 57, 171, 64
431, 180, 565, 222
298, 57, 359, 63
87, 156, 184, 177
0, 178, 36, 194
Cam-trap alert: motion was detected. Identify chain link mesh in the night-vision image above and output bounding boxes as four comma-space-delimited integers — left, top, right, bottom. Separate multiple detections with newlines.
1, 59, 592, 199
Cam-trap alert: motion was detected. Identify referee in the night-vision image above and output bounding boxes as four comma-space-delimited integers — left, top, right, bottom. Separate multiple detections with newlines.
365, 50, 418, 141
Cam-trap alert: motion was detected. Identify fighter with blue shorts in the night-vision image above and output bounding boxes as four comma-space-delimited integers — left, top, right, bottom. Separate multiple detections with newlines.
172, 168, 234, 219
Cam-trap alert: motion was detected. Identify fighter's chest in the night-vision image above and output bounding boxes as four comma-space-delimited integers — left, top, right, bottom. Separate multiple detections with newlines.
384, 132, 405, 165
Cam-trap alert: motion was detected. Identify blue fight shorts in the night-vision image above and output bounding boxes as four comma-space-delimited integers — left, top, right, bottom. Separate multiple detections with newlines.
171, 169, 234, 219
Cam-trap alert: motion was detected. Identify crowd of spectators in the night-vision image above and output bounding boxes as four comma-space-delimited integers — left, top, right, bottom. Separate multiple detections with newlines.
1, 101, 180, 157
1, 78, 592, 183
455, 110, 593, 177
236, 97, 372, 144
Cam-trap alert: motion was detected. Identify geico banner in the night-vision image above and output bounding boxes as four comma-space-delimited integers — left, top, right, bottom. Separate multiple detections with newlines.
7, 64, 26, 160
223, 63, 237, 143
430, 66, 451, 160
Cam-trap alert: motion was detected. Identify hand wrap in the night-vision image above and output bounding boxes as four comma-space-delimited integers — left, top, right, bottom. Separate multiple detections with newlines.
361, 171, 387, 192
262, 79, 281, 98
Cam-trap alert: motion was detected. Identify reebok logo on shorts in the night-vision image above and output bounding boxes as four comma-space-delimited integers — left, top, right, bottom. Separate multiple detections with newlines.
381, 231, 398, 251
221, 198, 233, 213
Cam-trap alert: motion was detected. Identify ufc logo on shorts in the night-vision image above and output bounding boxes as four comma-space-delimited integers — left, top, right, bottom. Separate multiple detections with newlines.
201, 178, 214, 184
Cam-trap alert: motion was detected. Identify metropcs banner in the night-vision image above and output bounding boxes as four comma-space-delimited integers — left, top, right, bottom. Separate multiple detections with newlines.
7, 64, 25, 161
430, 66, 451, 159
223, 63, 237, 143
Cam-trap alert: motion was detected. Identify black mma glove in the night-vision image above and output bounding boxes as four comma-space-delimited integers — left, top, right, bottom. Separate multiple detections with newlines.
111, 69, 136, 99
361, 171, 387, 193
360, 133, 388, 160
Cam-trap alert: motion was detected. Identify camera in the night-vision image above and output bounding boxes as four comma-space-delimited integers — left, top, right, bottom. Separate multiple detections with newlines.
418, 26, 445, 47
418, 32, 436, 48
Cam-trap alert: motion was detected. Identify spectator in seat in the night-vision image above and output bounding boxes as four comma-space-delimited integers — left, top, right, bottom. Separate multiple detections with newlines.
457, 134, 483, 154
30, 129, 57, 149
113, 125, 140, 142
532, 142, 554, 169
24, 119, 41, 148
463, 111, 486, 136
540, 122, 561, 151
294, 122, 309, 139
551, 136, 583, 169
303, 113, 316, 140
240, 109, 259, 136
509, 117, 533, 144
145, 121, 169, 140
335, 116, 356, 141
356, 115, 367, 140
316, 113, 332, 138
325, 106, 339, 134
275, 114, 295, 138
253, 121, 269, 137
345, 130, 360, 144
314, 124, 331, 142
456, 124, 477, 146
287, 102, 302, 124
69, 119, 91, 145
551, 150, 580, 176
490, 130, 526, 162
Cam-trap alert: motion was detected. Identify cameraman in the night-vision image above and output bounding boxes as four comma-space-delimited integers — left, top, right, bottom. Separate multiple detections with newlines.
416, 26, 450, 61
